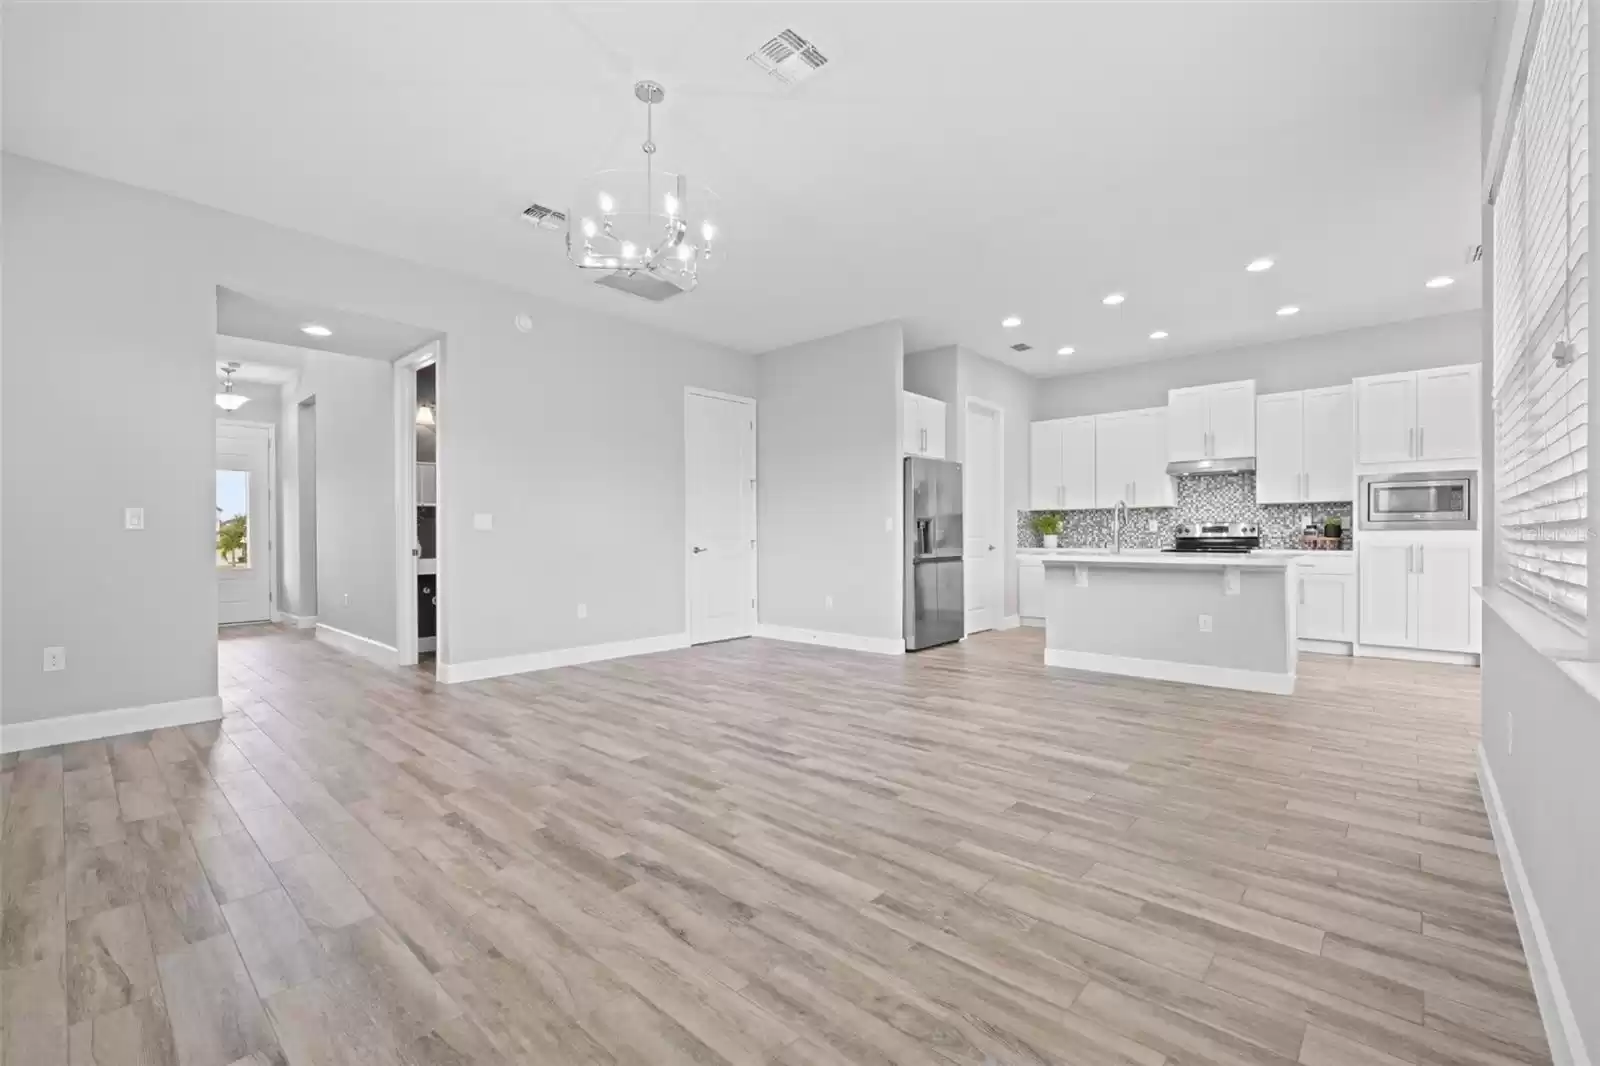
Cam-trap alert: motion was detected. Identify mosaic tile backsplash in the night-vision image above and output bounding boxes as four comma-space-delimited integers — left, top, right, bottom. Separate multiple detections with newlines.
1017, 471, 1352, 551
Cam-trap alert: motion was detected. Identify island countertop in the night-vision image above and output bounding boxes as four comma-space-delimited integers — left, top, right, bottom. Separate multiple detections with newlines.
1038, 550, 1295, 570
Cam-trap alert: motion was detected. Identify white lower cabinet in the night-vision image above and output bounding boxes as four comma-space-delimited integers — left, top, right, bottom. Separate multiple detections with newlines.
1018, 557, 1045, 622
1296, 556, 1356, 643
1358, 535, 1479, 653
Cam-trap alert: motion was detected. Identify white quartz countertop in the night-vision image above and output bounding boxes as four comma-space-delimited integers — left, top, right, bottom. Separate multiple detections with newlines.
1038, 550, 1294, 569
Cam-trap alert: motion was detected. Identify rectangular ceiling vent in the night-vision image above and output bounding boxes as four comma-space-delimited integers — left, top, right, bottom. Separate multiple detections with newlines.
1010, 342, 1033, 352
748, 29, 829, 85
521, 203, 567, 231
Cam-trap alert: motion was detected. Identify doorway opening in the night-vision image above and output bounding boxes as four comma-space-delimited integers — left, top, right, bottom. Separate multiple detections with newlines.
394, 342, 441, 667
216, 420, 275, 625
684, 387, 758, 645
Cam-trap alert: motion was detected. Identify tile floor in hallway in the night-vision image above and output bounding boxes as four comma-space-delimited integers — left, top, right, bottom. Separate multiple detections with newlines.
0, 625, 1549, 1066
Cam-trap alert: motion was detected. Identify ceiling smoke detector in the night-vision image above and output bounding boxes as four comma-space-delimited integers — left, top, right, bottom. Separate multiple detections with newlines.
747, 29, 829, 86
521, 203, 568, 231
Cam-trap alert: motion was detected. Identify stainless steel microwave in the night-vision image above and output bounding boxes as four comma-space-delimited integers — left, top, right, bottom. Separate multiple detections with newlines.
1359, 470, 1477, 531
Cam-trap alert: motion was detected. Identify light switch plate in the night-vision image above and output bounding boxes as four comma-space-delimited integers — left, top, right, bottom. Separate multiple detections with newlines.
1198, 615, 1213, 633
124, 507, 145, 530
473, 513, 493, 531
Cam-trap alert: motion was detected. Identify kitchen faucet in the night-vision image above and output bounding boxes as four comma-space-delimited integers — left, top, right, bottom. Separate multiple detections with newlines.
1113, 499, 1127, 553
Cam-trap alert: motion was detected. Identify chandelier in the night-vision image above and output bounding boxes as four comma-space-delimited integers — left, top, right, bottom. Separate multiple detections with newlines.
215, 363, 250, 411
566, 81, 719, 301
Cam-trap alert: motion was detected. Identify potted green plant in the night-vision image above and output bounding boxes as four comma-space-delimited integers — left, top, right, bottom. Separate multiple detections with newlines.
1030, 512, 1063, 549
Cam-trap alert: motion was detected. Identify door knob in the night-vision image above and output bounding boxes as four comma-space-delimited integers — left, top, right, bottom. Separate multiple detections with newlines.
692, 546, 708, 554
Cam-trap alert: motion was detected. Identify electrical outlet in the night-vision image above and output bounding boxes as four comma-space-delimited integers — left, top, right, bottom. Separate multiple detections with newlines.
825, 594, 834, 609
577, 603, 587, 619
343, 593, 351, 606
1198, 614, 1213, 633
124, 507, 145, 530
1146, 518, 1158, 533
43, 646, 66, 672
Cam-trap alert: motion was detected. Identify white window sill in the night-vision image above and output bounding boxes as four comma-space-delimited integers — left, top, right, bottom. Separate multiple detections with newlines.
1476, 585, 1600, 703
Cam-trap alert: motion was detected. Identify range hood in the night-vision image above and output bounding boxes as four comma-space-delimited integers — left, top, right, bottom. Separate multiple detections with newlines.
1166, 456, 1256, 477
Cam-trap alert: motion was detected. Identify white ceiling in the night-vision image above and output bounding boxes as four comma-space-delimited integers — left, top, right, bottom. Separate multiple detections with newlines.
6, 2, 1493, 376
216, 287, 439, 361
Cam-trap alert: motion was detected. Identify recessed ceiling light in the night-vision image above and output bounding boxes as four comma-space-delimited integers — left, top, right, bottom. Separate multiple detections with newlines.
1426, 276, 1455, 289
1001, 315, 1022, 328
1246, 258, 1274, 273
1276, 305, 1300, 316
1149, 331, 1169, 340
1102, 293, 1126, 306
301, 324, 332, 337
1057, 346, 1075, 356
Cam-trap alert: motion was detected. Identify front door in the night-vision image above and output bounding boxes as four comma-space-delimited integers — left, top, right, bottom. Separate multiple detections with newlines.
686, 390, 756, 644
216, 422, 272, 625
964, 402, 1002, 634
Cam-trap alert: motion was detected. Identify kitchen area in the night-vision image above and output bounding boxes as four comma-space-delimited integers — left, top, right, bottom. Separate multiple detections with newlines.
1003, 364, 1482, 692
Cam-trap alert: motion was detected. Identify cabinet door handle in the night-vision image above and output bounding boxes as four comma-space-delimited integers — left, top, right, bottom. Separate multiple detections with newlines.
1419, 427, 1425, 457
1408, 428, 1415, 458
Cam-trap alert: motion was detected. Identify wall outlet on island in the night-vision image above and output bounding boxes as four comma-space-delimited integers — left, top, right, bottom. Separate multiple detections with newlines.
1198, 614, 1213, 633
825, 594, 834, 610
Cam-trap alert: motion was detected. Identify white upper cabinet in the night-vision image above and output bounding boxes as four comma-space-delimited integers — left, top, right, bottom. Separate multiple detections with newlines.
1097, 407, 1172, 508
1354, 364, 1479, 465
1302, 385, 1354, 501
1255, 385, 1354, 504
1029, 416, 1097, 510
1254, 392, 1304, 504
902, 391, 947, 459
1416, 365, 1482, 461
1029, 420, 1064, 509
1167, 379, 1256, 461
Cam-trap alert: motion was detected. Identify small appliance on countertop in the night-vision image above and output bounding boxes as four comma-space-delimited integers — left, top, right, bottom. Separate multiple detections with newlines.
1165, 522, 1261, 554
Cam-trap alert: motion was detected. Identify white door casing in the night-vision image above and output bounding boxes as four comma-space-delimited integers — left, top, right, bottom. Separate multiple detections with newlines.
686, 389, 756, 645
216, 421, 273, 625
964, 401, 1003, 634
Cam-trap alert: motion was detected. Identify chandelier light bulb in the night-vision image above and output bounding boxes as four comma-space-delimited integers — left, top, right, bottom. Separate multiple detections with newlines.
598, 192, 615, 213
677, 244, 693, 261
664, 193, 679, 216
701, 222, 716, 242
581, 218, 597, 238
620, 242, 637, 259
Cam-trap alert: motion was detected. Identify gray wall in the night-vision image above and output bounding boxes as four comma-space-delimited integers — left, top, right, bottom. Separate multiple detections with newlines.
1, 153, 754, 726
1480, 613, 1599, 1061
278, 351, 393, 645
759, 322, 905, 642
1034, 311, 1482, 419
906, 345, 1035, 619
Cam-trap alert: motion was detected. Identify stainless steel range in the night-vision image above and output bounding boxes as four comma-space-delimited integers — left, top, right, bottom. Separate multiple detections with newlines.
1165, 522, 1261, 553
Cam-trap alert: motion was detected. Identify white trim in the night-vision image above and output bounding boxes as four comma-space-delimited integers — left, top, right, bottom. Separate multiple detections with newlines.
963, 396, 1007, 637
283, 613, 317, 630
216, 419, 278, 625
393, 341, 438, 669
1297, 638, 1354, 656
756, 624, 906, 656
1478, 747, 1592, 1066
417, 636, 437, 654
1, 696, 223, 754
438, 632, 690, 684
1043, 648, 1295, 695
684, 387, 759, 646
998, 614, 1021, 630
1020, 616, 1045, 628
1355, 644, 1480, 667
315, 623, 400, 667
1483, 0, 1542, 205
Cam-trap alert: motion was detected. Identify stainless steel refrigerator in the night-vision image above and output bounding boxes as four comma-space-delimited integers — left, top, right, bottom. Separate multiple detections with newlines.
904, 456, 964, 650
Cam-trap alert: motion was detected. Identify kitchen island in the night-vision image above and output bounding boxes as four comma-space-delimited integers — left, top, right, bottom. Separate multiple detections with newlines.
1040, 551, 1297, 694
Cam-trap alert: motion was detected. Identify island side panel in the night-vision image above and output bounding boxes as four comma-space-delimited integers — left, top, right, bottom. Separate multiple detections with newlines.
1042, 562, 1293, 679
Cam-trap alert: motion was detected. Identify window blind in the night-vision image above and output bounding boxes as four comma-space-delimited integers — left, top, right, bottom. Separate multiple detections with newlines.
1493, 0, 1590, 624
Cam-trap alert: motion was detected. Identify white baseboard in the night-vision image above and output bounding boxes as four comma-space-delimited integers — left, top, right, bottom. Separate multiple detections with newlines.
998, 615, 1021, 631
1020, 615, 1045, 628
1043, 648, 1295, 695
1298, 638, 1354, 656
438, 632, 690, 684
1, 695, 223, 754
315, 623, 400, 667
284, 614, 317, 630
754, 624, 906, 656
1478, 747, 1591, 1066
1357, 644, 1480, 666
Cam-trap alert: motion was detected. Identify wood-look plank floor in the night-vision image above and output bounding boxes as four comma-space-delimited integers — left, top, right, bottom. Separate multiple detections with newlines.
1, 625, 1549, 1066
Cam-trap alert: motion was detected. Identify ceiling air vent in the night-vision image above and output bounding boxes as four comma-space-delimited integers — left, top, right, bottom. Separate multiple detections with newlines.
1010, 343, 1033, 352
748, 29, 829, 86
521, 203, 567, 231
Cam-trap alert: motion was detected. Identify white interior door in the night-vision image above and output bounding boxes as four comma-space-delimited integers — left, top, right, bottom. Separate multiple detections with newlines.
686, 391, 756, 645
216, 422, 272, 625
964, 403, 1002, 634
